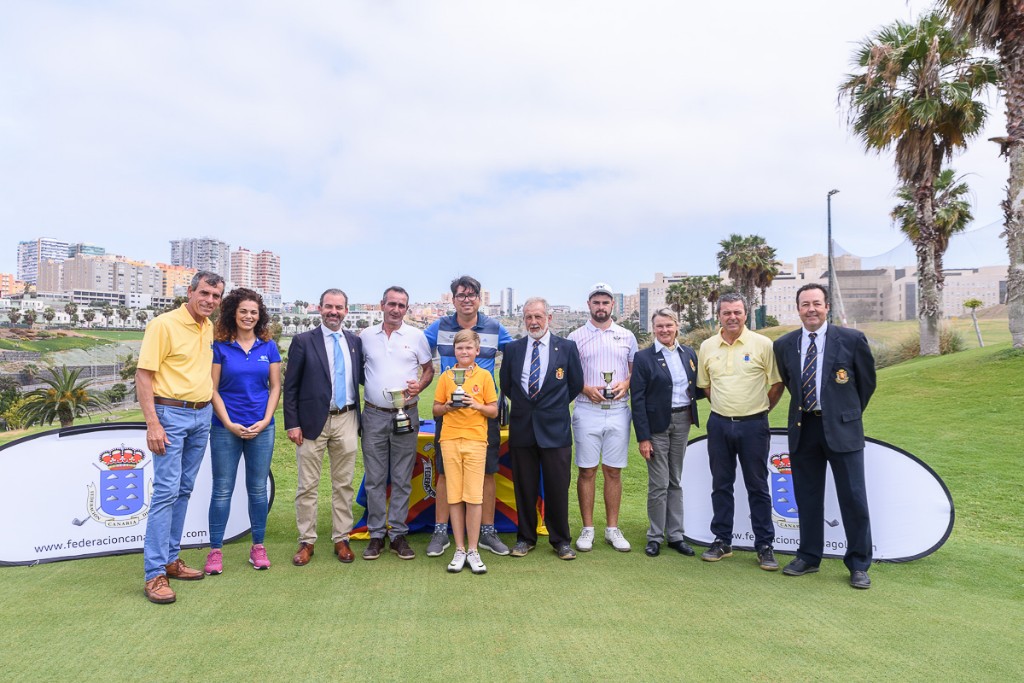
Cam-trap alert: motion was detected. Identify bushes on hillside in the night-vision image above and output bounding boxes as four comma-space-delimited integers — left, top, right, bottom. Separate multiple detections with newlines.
874, 328, 966, 369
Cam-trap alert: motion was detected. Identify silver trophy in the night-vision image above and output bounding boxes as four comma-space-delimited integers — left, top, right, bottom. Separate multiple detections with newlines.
383, 388, 414, 434
601, 370, 615, 409
450, 367, 468, 408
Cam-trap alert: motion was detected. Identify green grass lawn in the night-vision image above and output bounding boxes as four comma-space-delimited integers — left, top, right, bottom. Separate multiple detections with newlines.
0, 334, 113, 353
1, 345, 1022, 680
76, 329, 147, 342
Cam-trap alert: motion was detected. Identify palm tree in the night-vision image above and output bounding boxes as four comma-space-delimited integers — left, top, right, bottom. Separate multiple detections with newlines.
717, 234, 774, 329
19, 366, 109, 428
42, 307, 56, 324
7, 309, 21, 326
64, 302, 78, 319
22, 309, 37, 327
82, 309, 96, 327
944, 0, 1024, 347
840, 11, 997, 355
963, 297, 985, 346
117, 306, 131, 326
749, 237, 782, 327
892, 168, 974, 280
101, 304, 114, 327
136, 310, 149, 327
665, 282, 688, 320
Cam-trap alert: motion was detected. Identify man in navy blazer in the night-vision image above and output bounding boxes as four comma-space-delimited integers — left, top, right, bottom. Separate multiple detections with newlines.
630, 308, 702, 558
283, 288, 364, 567
499, 297, 584, 560
773, 284, 876, 589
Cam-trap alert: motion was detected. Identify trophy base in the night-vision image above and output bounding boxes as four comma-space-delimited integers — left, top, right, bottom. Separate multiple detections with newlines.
392, 422, 415, 435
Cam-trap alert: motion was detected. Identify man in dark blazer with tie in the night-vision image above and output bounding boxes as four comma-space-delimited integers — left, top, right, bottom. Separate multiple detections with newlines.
630, 308, 702, 558
773, 283, 876, 589
283, 288, 363, 567
499, 297, 584, 560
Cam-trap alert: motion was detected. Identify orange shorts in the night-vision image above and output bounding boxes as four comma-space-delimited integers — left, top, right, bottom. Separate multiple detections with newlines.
440, 437, 486, 504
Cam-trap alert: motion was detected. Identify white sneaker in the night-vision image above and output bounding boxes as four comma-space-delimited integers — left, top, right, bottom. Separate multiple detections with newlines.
447, 549, 467, 573
605, 527, 631, 552
576, 527, 595, 552
466, 550, 487, 575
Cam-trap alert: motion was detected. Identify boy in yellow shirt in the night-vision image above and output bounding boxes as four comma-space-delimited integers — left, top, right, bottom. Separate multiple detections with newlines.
433, 329, 498, 574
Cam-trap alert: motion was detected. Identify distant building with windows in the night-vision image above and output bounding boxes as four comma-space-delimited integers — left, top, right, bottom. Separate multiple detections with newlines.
17, 238, 70, 285
170, 237, 231, 276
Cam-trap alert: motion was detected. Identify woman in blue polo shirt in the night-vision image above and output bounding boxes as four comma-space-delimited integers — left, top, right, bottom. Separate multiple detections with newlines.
204, 288, 282, 574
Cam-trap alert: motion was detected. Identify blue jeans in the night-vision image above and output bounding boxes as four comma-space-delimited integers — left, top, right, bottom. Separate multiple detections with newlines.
144, 404, 212, 581
208, 424, 274, 547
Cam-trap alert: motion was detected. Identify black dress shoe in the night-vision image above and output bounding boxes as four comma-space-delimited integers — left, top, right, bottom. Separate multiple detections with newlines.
850, 570, 871, 589
666, 540, 695, 556
783, 558, 820, 576
645, 541, 660, 557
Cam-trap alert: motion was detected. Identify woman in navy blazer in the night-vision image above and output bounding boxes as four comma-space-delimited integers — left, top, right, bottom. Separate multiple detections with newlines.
630, 309, 702, 557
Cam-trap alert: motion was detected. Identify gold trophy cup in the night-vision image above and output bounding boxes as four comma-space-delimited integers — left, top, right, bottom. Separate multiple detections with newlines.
601, 370, 615, 409
450, 368, 468, 408
383, 388, 414, 434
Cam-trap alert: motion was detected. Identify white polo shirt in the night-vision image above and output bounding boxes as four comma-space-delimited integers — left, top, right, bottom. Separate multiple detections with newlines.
360, 322, 432, 407
568, 320, 637, 406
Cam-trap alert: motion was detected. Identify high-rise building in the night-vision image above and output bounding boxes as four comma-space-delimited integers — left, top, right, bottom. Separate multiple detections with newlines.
67, 243, 106, 258
17, 238, 70, 285
0, 273, 25, 297
254, 250, 280, 294
156, 263, 198, 297
500, 287, 517, 316
637, 272, 690, 331
231, 247, 255, 289
170, 237, 231, 276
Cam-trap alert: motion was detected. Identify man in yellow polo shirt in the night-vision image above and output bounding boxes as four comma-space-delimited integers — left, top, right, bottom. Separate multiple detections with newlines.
696, 292, 783, 571
136, 271, 224, 604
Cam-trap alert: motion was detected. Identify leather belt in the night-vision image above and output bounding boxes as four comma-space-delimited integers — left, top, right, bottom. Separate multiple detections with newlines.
801, 410, 823, 417
712, 411, 767, 422
154, 396, 210, 410
328, 405, 356, 415
671, 406, 690, 413
365, 401, 415, 413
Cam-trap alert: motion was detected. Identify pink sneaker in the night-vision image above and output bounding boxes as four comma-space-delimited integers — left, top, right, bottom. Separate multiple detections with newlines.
204, 548, 223, 575
249, 544, 270, 570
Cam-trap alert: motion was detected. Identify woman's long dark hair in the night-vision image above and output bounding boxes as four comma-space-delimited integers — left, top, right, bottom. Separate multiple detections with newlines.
215, 287, 271, 342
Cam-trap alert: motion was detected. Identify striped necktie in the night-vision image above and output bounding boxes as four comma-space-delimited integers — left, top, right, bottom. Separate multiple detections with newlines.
528, 339, 541, 398
332, 332, 347, 408
801, 332, 818, 412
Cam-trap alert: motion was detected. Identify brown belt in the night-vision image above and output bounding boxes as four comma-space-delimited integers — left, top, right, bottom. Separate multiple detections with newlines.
154, 396, 210, 410
364, 401, 415, 414
328, 404, 356, 415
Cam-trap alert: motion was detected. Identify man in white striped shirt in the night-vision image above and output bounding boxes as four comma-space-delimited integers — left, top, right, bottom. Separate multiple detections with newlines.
567, 283, 638, 552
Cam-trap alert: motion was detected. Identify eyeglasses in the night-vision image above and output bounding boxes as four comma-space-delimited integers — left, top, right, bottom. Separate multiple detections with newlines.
454, 293, 479, 301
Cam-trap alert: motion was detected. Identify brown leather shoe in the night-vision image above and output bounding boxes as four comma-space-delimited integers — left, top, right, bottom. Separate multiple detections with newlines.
334, 540, 354, 564
363, 537, 385, 560
390, 535, 415, 560
144, 575, 176, 604
292, 542, 314, 566
165, 558, 204, 581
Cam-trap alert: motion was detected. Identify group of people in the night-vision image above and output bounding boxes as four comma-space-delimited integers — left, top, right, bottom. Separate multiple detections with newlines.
136, 271, 876, 605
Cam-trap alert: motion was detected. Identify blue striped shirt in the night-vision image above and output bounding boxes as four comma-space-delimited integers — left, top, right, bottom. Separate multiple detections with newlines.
424, 312, 513, 379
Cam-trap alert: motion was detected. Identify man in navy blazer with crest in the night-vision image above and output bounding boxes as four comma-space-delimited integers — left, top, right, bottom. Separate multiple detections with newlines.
499, 297, 584, 560
283, 288, 364, 566
773, 283, 876, 589
630, 308, 702, 557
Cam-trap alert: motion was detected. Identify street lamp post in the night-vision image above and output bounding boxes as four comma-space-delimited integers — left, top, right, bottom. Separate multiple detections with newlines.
827, 189, 839, 325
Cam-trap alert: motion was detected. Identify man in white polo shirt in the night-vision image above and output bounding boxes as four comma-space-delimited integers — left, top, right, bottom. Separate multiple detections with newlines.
567, 283, 638, 552
359, 286, 434, 561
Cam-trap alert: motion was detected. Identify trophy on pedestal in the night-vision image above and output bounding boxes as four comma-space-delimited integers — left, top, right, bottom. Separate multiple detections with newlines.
383, 388, 414, 434
450, 368, 468, 408
601, 371, 615, 409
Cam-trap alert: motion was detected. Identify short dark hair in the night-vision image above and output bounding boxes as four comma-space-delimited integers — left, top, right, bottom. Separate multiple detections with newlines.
190, 271, 224, 290
215, 288, 271, 342
382, 286, 409, 303
717, 292, 747, 315
319, 288, 348, 307
449, 275, 481, 296
796, 283, 830, 307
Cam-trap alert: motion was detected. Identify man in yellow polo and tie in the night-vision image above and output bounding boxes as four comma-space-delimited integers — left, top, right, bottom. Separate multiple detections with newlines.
696, 292, 784, 571
136, 271, 225, 604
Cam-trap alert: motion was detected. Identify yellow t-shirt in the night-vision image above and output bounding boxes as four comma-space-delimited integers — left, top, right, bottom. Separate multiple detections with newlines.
697, 327, 781, 417
137, 304, 215, 402
434, 365, 497, 442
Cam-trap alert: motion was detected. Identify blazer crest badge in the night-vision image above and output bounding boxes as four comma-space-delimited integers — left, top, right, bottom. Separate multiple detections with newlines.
835, 368, 849, 384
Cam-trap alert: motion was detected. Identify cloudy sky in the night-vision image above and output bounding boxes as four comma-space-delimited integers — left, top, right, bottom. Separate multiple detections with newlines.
0, 1, 1010, 307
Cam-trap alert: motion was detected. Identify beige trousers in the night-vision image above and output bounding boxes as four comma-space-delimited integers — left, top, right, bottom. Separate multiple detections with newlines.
295, 411, 359, 544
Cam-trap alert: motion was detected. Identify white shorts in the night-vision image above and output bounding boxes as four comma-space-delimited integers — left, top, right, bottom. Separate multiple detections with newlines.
572, 401, 631, 469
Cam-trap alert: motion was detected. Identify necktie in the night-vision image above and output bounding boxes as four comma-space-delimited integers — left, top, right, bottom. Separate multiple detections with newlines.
801, 332, 818, 412
332, 332, 347, 408
528, 340, 541, 398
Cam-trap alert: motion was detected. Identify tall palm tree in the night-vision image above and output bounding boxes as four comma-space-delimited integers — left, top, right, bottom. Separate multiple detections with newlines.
82, 309, 96, 327
717, 233, 775, 329
7, 309, 21, 326
944, 0, 1024, 347
840, 11, 997, 355
22, 309, 37, 327
665, 282, 688, 319
892, 168, 974, 279
19, 366, 109, 428
42, 307, 55, 324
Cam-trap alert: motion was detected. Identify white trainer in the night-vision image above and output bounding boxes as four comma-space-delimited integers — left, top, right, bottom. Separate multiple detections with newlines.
576, 527, 595, 552
605, 527, 631, 552
447, 549, 467, 573
466, 550, 487, 575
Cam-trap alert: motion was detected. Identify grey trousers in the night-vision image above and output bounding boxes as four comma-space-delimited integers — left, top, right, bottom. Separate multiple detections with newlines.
646, 410, 691, 543
361, 404, 420, 539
